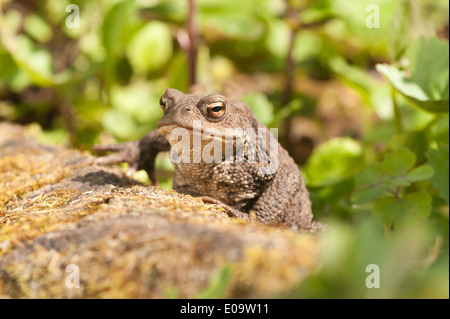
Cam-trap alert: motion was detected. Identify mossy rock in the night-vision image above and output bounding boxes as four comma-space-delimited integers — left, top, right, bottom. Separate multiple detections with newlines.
0, 122, 322, 298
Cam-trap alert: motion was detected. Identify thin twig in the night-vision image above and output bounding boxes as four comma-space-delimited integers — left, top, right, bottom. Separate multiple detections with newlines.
186, 0, 198, 89
282, 29, 297, 106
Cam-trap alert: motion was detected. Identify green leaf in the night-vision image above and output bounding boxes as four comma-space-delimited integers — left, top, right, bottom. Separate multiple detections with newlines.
195, 264, 232, 299
23, 14, 53, 43
27, 123, 70, 146
126, 21, 173, 74
102, 0, 136, 53
265, 20, 290, 59
376, 64, 449, 114
382, 148, 416, 177
330, 56, 377, 93
272, 99, 302, 124
241, 93, 274, 126
372, 191, 432, 227
102, 109, 137, 140
101, 0, 137, 86
293, 30, 322, 63
9, 35, 56, 86
426, 144, 449, 203
353, 151, 436, 206
198, 0, 264, 41
355, 163, 384, 187
110, 82, 162, 124
403, 191, 432, 219
167, 52, 189, 93
430, 117, 449, 144
390, 177, 411, 187
139, 0, 187, 23
304, 137, 365, 187
351, 163, 387, 205
406, 37, 449, 102
405, 165, 435, 182
376, 37, 449, 114
388, 0, 435, 60
1, 9, 22, 34
351, 181, 389, 206
328, 0, 397, 49
200, 14, 263, 41
0, 49, 18, 81
372, 197, 399, 228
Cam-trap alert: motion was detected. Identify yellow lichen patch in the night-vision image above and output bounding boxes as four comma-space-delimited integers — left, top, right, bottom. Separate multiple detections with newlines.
105, 186, 231, 223
0, 247, 81, 298
0, 188, 99, 255
0, 154, 72, 217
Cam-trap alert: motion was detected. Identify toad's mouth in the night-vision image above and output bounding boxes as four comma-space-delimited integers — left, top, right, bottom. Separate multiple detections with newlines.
157, 123, 228, 154
158, 122, 240, 144
158, 122, 278, 167
158, 123, 233, 162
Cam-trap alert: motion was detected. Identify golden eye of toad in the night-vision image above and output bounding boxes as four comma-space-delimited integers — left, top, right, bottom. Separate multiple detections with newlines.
207, 101, 225, 118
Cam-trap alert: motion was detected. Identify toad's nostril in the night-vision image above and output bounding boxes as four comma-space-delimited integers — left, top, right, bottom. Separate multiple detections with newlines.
185, 108, 191, 112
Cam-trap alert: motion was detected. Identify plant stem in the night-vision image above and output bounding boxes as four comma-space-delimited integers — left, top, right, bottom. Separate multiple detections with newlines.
187, 0, 198, 89
387, 186, 402, 201
282, 29, 296, 106
391, 85, 403, 134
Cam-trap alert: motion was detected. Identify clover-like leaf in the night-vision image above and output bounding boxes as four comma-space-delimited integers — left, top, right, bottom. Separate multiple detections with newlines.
389, 176, 410, 187
405, 165, 435, 182
404, 191, 432, 219
382, 148, 416, 177
354, 163, 383, 186
352, 148, 437, 207
351, 181, 389, 206
372, 191, 432, 228
351, 163, 387, 205
372, 197, 399, 228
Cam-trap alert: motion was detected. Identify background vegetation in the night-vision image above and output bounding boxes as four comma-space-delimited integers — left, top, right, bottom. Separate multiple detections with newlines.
0, 0, 448, 298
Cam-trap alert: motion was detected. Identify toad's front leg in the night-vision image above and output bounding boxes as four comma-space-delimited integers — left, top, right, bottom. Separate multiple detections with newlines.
200, 196, 252, 221
92, 130, 170, 184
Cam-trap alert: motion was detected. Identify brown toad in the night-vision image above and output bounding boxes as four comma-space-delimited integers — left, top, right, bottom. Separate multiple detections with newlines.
94, 88, 319, 230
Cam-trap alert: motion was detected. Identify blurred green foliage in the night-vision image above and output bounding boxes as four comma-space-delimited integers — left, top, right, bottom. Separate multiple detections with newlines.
0, 0, 448, 298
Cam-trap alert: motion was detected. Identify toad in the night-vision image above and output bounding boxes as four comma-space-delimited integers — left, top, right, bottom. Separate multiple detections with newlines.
93, 88, 319, 231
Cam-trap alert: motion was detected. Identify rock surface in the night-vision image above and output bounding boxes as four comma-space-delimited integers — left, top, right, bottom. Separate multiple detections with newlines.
0, 122, 321, 298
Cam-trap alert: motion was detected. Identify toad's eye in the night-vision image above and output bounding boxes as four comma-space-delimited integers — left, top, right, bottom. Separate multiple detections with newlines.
206, 101, 226, 119
159, 96, 167, 111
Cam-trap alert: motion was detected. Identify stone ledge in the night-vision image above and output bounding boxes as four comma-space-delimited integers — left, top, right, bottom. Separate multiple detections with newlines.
0, 122, 321, 298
